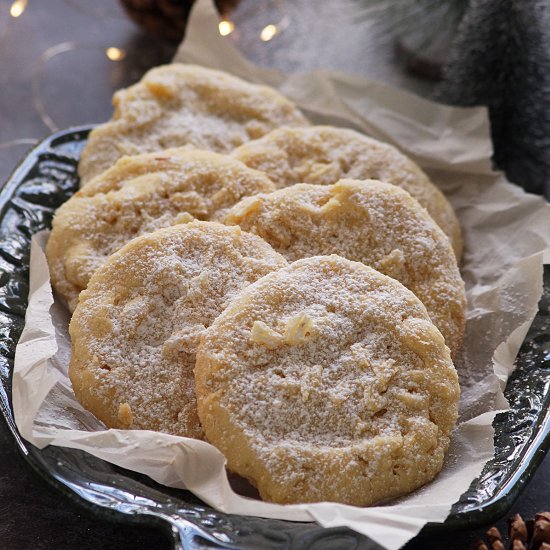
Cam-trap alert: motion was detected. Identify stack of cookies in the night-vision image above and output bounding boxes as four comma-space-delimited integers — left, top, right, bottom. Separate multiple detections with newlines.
46, 64, 465, 507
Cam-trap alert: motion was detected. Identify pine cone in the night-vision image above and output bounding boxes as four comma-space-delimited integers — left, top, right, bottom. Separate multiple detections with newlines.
119, 0, 240, 42
533, 513, 550, 548
474, 512, 550, 550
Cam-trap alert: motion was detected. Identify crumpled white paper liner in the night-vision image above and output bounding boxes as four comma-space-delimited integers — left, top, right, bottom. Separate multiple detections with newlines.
11, 0, 550, 548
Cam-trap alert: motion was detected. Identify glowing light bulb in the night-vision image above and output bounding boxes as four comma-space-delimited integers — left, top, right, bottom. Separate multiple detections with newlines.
10, 0, 28, 18
218, 19, 235, 36
260, 24, 278, 42
106, 47, 126, 61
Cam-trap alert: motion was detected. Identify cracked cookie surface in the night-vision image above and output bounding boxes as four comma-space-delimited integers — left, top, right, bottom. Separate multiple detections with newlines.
78, 64, 309, 184
195, 255, 460, 505
231, 125, 461, 258
68, 221, 287, 438
224, 179, 466, 356
47, 149, 276, 311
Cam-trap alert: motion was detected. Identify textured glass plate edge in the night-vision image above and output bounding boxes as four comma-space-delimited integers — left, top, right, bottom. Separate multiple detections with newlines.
0, 126, 548, 546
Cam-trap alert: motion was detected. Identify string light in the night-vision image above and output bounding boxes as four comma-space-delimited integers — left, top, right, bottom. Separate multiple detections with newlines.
218, 19, 235, 36
260, 24, 278, 42
10, 0, 28, 18
105, 47, 126, 61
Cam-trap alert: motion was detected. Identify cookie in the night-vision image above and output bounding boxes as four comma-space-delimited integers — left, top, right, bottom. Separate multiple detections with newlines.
195, 255, 460, 505
68, 221, 288, 438
231, 125, 462, 258
224, 179, 465, 356
47, 149, 276, 311
78, 64, 309, 184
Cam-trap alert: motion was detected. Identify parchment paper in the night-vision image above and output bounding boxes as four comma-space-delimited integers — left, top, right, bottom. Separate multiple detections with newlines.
11, 1, 550, 548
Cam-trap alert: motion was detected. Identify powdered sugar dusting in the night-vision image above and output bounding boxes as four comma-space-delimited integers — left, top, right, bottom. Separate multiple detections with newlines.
196, 255, 460, 505
224, 179, 466, 356
78, 64, 309, 183
231, 125, 461, 257
46, 149, 276, 311
68, 221, 287, 438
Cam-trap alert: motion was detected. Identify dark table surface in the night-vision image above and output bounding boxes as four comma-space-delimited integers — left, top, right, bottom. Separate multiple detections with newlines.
0, 1, 548, 549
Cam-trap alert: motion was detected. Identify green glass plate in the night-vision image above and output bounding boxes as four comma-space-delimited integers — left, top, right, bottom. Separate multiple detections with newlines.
0, 127, 549, 549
